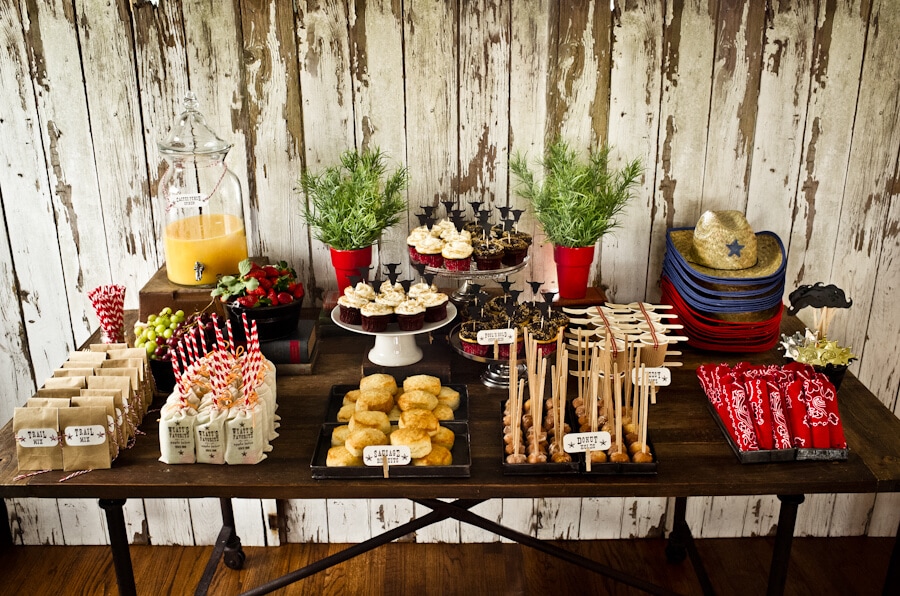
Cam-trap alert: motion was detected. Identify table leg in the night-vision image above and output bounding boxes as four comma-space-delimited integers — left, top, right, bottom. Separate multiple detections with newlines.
664, 496, 714, 595
767, 494, 804, 596
884, 516, 900, 596
195, 498, 246, 596
98, 498, 136, 596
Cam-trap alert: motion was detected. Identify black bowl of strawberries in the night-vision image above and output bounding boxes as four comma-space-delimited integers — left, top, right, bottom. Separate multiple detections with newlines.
213, 259, 305, 341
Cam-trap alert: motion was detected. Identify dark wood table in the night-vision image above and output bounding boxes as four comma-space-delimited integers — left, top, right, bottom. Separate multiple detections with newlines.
1, 317, 898, 595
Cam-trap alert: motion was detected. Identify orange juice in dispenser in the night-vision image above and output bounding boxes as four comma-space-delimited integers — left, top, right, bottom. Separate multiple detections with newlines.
158, 92, 248, 286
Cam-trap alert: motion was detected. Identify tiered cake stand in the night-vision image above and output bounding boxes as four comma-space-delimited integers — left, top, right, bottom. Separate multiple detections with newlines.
448, 324, 526, 388
425, 257, 529, 304
330, 304, 457, 366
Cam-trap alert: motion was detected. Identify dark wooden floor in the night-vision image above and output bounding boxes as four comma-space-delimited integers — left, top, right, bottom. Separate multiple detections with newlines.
0, 536, 894, 595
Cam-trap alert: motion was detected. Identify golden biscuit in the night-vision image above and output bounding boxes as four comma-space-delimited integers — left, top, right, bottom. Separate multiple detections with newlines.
389, 427, 432, 459
349, 410, 391, 435
403, 374, 442, 396
437, 386, 461, 410
336, 404, 355, 422
359, 373, 397, 395
397, 389, 438, 412
355, 389, 394, 414
432, 404, 454, 421
326, 446, 362, 467
398, 408, 440, 436
345, 428, 389, 457
432, 425, 455, 450
331, 424, 351, 446
413, 444, 452, 466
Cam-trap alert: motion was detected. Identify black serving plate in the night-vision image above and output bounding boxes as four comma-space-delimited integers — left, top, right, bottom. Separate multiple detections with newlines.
706, 402, 848, 464
326, 384, 469, 422
310, 421, 471, 479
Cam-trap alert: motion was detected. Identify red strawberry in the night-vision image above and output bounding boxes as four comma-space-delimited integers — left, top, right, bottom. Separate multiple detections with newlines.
277, 292, 293, 304
263, 265, 280, 278
237, 295, 258, 308
292, 284, 305, 299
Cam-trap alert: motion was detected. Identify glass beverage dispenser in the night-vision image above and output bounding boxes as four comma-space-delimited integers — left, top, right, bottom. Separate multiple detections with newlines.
158, 92, 248, 286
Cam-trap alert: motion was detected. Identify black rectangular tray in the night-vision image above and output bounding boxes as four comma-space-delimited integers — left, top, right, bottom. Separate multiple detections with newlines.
578, 437, 659, 475
500, 400, 580, 475
706, 402, 848, 464
326, 383, 469, 422
311, 421, 471, 479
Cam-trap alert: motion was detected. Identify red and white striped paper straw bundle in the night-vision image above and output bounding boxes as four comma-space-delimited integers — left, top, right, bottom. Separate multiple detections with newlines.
88, 284, 126, 343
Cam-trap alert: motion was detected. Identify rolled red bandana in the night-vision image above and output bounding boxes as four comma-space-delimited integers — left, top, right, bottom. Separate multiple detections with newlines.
783, 379, 812, 448
744, 377, 774, 450
721, 376, 759, 451
765, 380, 793, 449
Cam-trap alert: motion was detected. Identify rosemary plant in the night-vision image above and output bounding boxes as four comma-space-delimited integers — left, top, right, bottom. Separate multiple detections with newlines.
510, 140, 642, 248
301, 148, 409, 250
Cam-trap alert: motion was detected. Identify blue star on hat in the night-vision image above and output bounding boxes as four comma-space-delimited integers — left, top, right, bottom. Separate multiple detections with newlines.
726, 239, 744, 257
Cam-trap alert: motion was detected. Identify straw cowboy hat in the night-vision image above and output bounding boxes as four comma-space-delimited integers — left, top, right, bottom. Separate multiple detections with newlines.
668, 210, 785, 280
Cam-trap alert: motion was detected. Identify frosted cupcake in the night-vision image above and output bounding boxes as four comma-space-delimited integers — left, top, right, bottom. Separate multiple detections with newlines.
395, 299, 426, 331
406, 228, 431, 263
350, 282, 376, 302
420, 292, 450, 322
441, 241, 473, 272
415, 236, 445, 268
337, 293, 369, 325
407, 281, 439, 300
360, 302, 394, 332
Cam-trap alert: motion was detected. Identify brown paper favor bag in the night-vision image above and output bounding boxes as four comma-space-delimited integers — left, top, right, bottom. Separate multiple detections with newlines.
42, 376, 87, 390
94, 368, 143, 420
102, 359, 151, 412
14, 407, 62, 471
26, 397, 71, 408
72, 395, 119, 460
80, 389, 126, 450
34, 387, 81, 399
108, 348, 156, 406
86, 376, 134, 442
65, 350, 108, 366
59, 406, 111, 471
53, 367, 96, 378
89, 342, 128, 352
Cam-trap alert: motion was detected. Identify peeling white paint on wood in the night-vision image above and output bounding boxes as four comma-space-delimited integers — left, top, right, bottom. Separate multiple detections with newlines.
283, 498, 329, 542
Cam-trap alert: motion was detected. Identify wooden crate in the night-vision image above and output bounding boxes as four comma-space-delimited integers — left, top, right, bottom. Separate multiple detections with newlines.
138, 265, 223, 321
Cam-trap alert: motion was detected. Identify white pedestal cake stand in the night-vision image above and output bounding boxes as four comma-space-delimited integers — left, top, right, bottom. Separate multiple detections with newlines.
330, 303, 457, 366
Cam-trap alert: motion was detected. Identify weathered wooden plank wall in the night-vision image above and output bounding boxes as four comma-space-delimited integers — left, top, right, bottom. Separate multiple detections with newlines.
2, 0, 898, 546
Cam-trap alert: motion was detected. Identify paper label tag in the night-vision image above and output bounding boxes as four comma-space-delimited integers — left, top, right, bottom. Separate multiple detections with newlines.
170, 193, 208, 209
363, 445, 411, 466
477, 328, 516, 345
563, 431, 611, 453
632, 367, 671, 386
16, 428, 60, 448
64, 425, 107, 446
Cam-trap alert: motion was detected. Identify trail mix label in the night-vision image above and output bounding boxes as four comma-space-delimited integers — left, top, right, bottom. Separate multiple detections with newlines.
16, 428, 59, 448
64, 425, 106, 446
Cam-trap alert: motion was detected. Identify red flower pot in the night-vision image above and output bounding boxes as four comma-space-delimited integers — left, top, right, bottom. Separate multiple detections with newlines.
553, 245, 596, 299
330, 246, 373, 293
